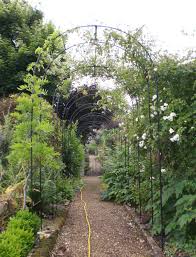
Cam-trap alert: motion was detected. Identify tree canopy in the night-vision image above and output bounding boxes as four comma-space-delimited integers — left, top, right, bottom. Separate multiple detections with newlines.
0, 0, 55, 96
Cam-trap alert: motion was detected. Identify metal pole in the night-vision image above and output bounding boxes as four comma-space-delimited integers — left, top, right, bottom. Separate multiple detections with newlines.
30, 97, 34, 208
136, 99, 142, 220
146, 77, 154, 225
154, 70, 164, 250
124, 136, 127, 168
137, 138, 142, 219
39, 97, 42, 229
127, 136, 130, 169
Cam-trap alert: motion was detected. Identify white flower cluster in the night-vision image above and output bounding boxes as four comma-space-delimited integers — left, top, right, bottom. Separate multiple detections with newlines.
150, 111, 157, 119
119, 122, 124, 127
170, 133, 180, 142
160, 103, 168, 112
161, 168, 166, 173
139, 140, 144, 148
169, 128, 174, 134
168, 127, 180, 142
152, 95, 157, 101
139, 133, 148, 149
163, 112, 176, 121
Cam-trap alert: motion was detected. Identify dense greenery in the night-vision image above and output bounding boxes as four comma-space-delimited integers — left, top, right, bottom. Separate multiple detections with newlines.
62, 125, 85, 177
0, 1, 195, 256
0, 0, 56, 96
0, 210, 40, 257
98, 57, 196, 256
0, 76, 85, 210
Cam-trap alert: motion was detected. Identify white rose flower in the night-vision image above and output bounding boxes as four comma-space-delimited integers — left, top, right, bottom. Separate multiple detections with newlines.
140, 115, 145, 119
170, 133, 180, 142
154, 111, 157, 115
170, 112, 176, 118
161, 103, 168, 112
168, 116, 174, 121
161, 105, 167, 111
169, 128, 175, 134
150, 114, 155, 118
161, 168, 166, 173
152, 95, 157, 101
142, 133, 147, 140
139, 140, 144, 148
163, 112, 177, 121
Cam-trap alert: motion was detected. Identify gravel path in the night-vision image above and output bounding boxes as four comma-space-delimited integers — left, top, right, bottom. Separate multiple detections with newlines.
51, 177, 153, 257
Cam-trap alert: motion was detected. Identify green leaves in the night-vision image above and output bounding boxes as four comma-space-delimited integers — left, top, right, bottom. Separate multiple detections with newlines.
62, 125, 85, 177
0, 0, 55, 96
0, 210, 40, 257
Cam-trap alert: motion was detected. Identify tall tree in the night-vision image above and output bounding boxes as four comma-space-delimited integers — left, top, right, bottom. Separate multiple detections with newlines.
0, 0, 55, 96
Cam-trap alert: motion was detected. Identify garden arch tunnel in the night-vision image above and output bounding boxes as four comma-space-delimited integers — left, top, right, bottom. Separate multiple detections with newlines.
32, 24, 165, 249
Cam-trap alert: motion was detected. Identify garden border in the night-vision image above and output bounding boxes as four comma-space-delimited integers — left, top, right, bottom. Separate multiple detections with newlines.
124, 204, 165, 257
28, 204, 69, 257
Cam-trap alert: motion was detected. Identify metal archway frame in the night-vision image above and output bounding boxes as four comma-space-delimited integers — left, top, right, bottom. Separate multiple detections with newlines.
32, 24, 164, 249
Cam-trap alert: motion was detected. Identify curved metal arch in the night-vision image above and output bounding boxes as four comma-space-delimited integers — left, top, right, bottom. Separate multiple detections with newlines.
78, 115, 112, 134
64, 93, 98, 119
78, 112, 111, 126
33, 24, 156, 79
77, 123, 103, 136
59, 24, 154, 63
32, 24, 163, 248
69, 103, 101, 123
77, 120, 114, 135
43, 36, 152, 78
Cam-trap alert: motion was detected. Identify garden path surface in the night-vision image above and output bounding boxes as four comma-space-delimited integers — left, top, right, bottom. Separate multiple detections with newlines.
51, 176, 153, 257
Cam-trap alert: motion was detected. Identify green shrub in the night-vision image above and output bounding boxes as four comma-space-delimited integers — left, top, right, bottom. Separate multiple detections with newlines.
56, 178, 74, 202
0, 228, 34, 257
8, 210, 41, 234
62, 126, 85, 177
0, 210, 40, 257
56, 177, 84, 203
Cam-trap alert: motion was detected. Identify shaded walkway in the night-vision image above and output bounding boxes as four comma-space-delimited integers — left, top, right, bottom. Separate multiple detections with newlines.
51, 177, 153, 257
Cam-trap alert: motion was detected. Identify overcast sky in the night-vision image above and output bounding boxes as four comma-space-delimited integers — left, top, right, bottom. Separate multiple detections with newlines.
28, 0, 196, 54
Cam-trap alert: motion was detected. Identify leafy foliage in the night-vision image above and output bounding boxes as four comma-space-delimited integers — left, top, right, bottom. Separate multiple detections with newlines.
62, 125, 85, 177
0, 210, 40, 257
0, 0, 55, 96
98, 57, 196, 256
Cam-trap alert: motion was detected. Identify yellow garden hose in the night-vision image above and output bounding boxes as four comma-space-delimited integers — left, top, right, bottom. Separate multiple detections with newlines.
80, 188, 91, 257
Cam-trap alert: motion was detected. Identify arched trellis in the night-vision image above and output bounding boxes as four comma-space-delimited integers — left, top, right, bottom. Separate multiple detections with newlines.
31, 24, 164, 249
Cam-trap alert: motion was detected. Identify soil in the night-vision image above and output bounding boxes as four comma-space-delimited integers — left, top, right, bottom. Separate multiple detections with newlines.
51, 176, 154, 257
